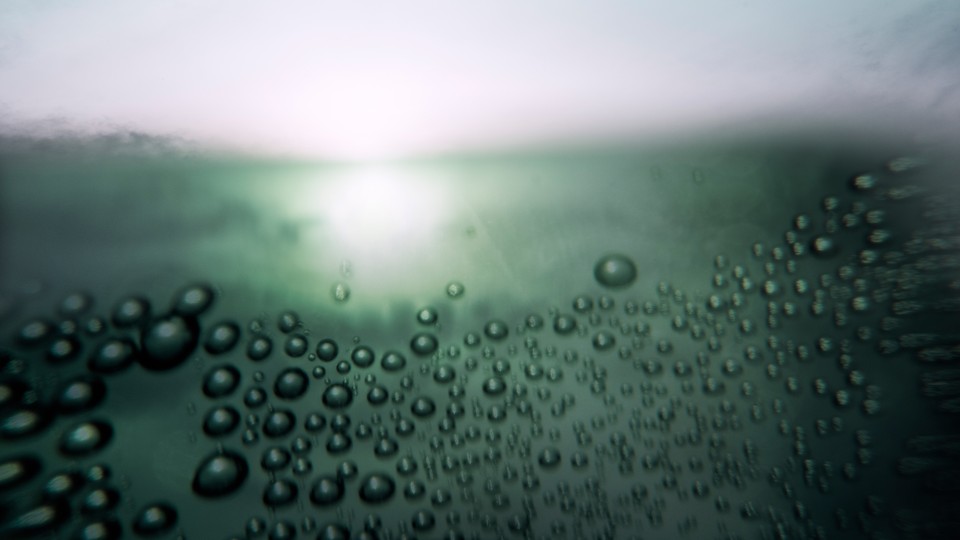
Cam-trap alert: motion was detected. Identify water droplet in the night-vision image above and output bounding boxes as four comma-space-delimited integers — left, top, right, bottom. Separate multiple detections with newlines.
261, 446, 292, 472
482, 377, 507, 397
326, 433, 353, 454
243, 387, 268, 408
268, 520, 297, 540
203, 321, 240, 355
172, 283, 214, 317
315, 523, 350, 540
315, 338, 339, 362
41, 470, 85, 500
323, 384, 353, 409
111, 296, 151, 329
359, 472, 396, 503
59, 421, 113, 456
246, 336, 273, 361
553, 315, 577, 335
331, 282, 350, 303
351, 346, 375, 368
263, 409, 296, 438
0, 454, 42, 491
810, 235, 839, 257
56, 375, 106, 414
380, 351, 407, 372
4, 502, 70, 537
367, 386, 389, 405
132, 502, 177, 536
416, 307, 438, 325
592, 331, 616, 351
202, 364, 241, 398
277, 311, 300, 333
411, 509, 436, 531
410, 397, 437, 418
202, 406, 240, 437
284, 334, 308, 357
434, 365, 456, 384
410, 333, 438, 356
47, 336, 81, 363
191, 450, 249, 498
80, 487, 121, 514
484, 320, 509, 341
594, 254, 637, 288
309, 475, 344, 506
274, 368, 308, 400
263, 478, 298, 508
537, 447, 561, 468
139, 315, 199, 371
445, 282, 465, 298
88, 337, 137, 374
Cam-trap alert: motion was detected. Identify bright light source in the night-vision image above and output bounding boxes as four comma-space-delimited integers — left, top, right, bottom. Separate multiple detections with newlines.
322, 166, 447, 256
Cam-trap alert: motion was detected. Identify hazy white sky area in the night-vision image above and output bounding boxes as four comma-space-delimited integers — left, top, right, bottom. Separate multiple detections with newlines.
0, 1, 957, 159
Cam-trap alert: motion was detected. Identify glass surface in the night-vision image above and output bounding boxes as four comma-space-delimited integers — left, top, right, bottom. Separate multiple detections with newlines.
1, 3, 959, 539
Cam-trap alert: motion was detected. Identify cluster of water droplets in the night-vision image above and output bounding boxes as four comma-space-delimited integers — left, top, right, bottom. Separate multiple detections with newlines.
2, 155, 958, 539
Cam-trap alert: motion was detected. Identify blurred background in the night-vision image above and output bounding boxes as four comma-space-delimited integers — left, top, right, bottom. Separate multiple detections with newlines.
1, 2, 959, 540
1, 0, 958, 159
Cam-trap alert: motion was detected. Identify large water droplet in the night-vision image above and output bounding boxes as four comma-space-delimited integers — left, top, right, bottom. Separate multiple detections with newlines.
263, 478, 298, 508
246, 336, 273, 361
202, 364, 241, 398
380, 351, 407, 372
191, 451, 249, 498
3, 502, 69, 537
274, 368, 308, 400
351, 346, 375, 368
203, 321, 240, 355
56, 375, 107, 414
359, 472, 396, 503
309, 475, 344, 506
0, 454, 42, 491
88, 337, 137, 374
202, 406, 240, 437
111, 296, 151, 329
1, 407, 53, 440
139, 315, 199, 371
172, 283, 215, 317
263, 410, 296, 438
59, 421, 113, 456
322, 383, 353, 409
594, 254, 637, 288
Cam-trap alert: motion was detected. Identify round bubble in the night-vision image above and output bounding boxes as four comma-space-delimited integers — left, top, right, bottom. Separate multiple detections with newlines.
594, 254, 637, 288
